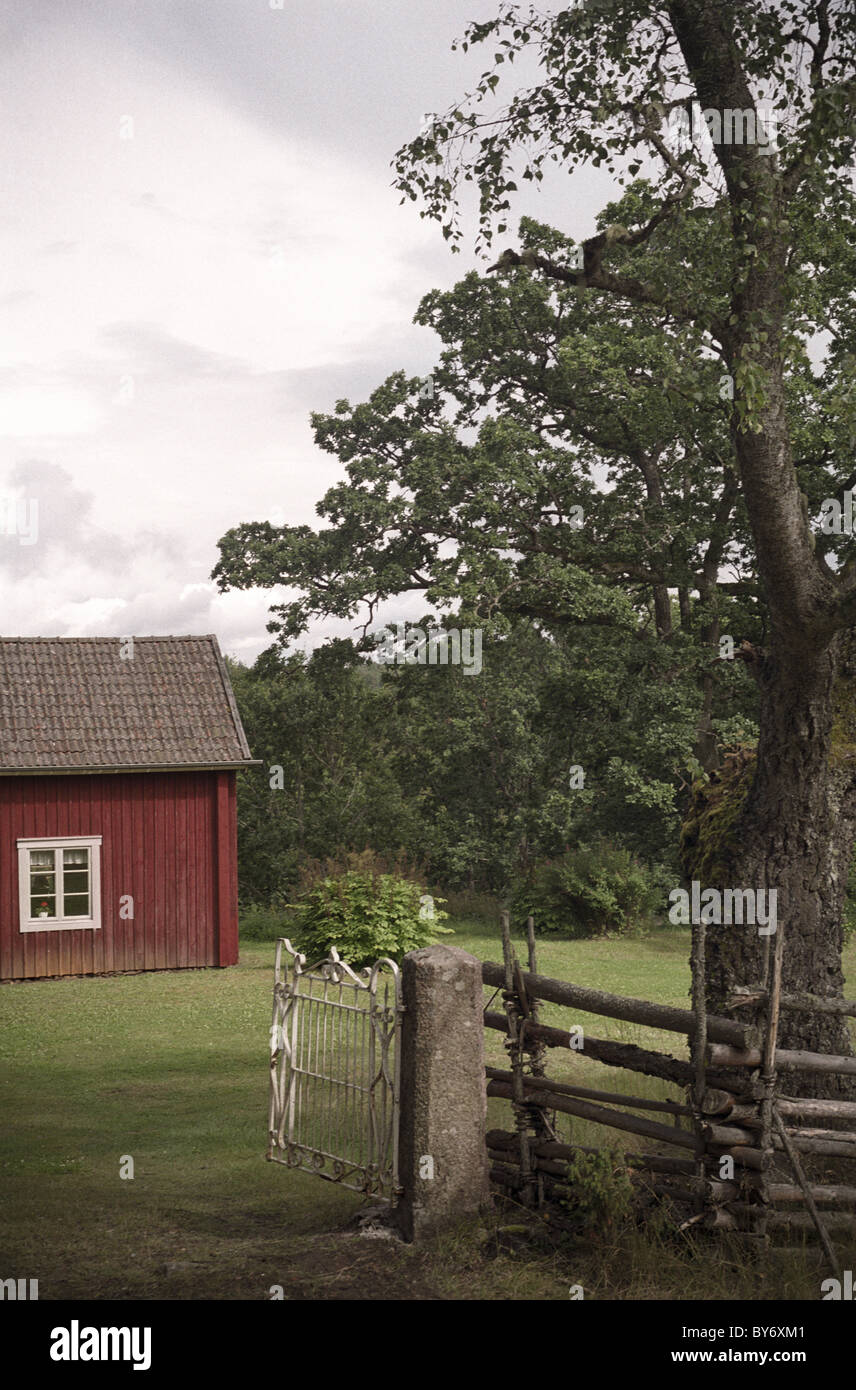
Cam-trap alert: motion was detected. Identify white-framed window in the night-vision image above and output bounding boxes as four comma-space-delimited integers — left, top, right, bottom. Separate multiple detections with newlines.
17, 836, 102, 932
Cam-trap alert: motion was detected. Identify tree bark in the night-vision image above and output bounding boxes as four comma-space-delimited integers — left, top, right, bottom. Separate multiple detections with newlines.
690, 637, 856, 1095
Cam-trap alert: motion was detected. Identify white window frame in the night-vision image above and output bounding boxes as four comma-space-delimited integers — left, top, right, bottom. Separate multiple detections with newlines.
17, 836, 102, 933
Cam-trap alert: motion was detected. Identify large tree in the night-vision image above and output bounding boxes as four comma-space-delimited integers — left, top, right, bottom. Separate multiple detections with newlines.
216, 1, 856, 1081
388, 0, 856, 1081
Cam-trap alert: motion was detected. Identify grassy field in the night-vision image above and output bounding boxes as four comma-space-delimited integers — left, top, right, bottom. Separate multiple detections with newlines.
1, 917, 854, 1300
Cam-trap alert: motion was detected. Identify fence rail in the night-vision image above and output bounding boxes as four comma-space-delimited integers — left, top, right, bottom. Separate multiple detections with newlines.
481, 959, 753, 1047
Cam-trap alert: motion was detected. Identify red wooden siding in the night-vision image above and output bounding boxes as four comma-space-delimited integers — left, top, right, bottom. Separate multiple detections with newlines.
0, 771, 239, 981
214, 772, 239, 967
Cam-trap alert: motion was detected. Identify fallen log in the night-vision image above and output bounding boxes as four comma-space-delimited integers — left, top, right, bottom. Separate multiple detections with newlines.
726, 988, 766, 1011
707, 1178, 765, 1200
626, 1152, 697, 1176
703, 1179, 740, 1200
489, 1163, 522, 1189
724, 1104, 762, 1126
704, 1209, 742, 1230
488, 1151, 694, 1190
487, 1147, 569, 1179
481, 962, 754, 1047
723, 1200, 768, 1218
646, 1182, 697, 1204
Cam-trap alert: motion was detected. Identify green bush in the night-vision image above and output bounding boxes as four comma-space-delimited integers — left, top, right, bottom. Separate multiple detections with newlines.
558, 1148, 635, 1235
293, 871, 452, 967
513, 841, 661, 939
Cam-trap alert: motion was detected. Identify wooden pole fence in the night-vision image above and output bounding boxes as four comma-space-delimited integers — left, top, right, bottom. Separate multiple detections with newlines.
708, 1041, 856, 1077
482, 961, 754, 1048
482, 918, 856, 1264
485, 1065, 692, 1117
483, 1012, 759, 1095
486, 1078, 698, 1150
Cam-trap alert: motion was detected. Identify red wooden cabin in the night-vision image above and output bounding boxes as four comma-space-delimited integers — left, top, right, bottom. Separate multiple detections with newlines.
0, 636, 257, 981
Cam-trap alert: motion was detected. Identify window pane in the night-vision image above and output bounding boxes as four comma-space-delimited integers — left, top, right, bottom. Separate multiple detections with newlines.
63, 848, 90, 915
63, 894, 90, 917
30, 848, 57, 904
23, 843, 98, 927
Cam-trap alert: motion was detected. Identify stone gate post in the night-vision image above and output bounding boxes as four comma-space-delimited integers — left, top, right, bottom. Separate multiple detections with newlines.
395, 944, 492, 1241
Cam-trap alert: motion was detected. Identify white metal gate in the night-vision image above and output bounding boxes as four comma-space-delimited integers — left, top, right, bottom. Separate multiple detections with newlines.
267, 938, 403, 1200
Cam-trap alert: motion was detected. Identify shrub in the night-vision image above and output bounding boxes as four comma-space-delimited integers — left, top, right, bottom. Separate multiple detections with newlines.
293, 871, 452, 967
558, 1149, 635, 1235
513, 841, 661, 939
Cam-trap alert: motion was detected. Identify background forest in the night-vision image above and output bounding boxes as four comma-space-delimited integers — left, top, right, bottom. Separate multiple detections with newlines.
227, 611, 758, 930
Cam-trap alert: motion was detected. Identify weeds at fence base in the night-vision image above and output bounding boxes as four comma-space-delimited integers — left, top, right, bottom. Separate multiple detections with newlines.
476, 1183, 856, 1300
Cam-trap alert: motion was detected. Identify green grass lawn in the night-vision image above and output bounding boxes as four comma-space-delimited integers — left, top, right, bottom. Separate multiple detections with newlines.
1, 919, 854, 1300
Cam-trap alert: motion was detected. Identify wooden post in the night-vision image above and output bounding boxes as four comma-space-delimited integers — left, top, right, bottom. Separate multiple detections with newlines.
755, 916, 785, 1243
691, 918, 708, 1216
501, 910, 534, 1207
772, 1108, 841, 1280
524, 913, 553, 1199
526, 914, 537, 976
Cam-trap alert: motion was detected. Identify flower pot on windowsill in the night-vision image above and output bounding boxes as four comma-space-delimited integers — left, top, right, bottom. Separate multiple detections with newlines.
38, 911, 48, 918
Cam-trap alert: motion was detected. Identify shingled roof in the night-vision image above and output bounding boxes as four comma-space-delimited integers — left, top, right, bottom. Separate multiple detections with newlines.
0, 636, 256, 773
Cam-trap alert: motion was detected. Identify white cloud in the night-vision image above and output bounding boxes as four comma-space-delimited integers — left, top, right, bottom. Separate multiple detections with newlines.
0, 384, 104, 438
0, 2, 615, 662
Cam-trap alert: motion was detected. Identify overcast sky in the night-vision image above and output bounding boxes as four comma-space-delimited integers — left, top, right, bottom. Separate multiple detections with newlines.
0, 0, 616, 663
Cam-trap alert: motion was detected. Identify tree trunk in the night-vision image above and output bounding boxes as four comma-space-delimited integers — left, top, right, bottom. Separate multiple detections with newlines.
686, 633, 856, 1097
